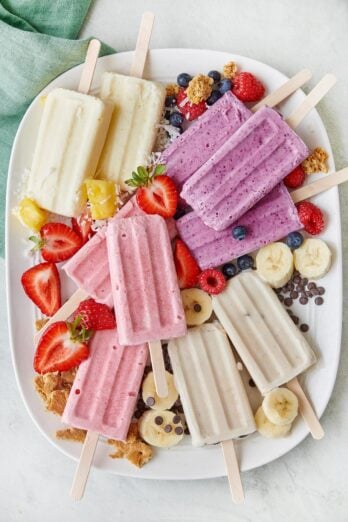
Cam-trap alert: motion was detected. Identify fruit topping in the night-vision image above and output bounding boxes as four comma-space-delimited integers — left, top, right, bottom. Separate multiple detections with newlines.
206, 90, 222, 105
177, 73, 192, 88
237, 255, 254, 271
293, 238, 331, 279
71, 209, 94, 244
180, 288, 213, 326
85, 179, 116, 219
169, 111, 185, 128
174, 239, 201, 289
222, 262, 237, 279
29, 222, 82, 262
262, 388, 298, 426
198, 268, 226, 295
255, 406, 292, 439
256, 242, 293, 288
232, 225, 247, 240
176, 88, 207, 121
296, 201, 325, 235
139, 410, 184, 448
21, 262, 61, 316
142, 371, 178, 411
207, 70, 221, 83
286, 231, 304, 249
74, 298, 116, 331
18, 197, 47, 231
232, 72, 265, 102
284, 165, 306, 189
219, 79, 232, 94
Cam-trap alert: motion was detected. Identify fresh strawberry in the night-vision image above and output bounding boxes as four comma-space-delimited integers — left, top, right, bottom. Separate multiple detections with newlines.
30, 222, 82, 262
232, 72, 265, 102
176, 88, 207, 121
296, 201, 325, 235
198, 269, 226, 295
21, 262, 61, 316
174, 239, 201, 289
126, 164, 178, 218
34, 318, 91, 374
284, 165, 306, 189
71, 210, 95, 244
74, 298, 116, 330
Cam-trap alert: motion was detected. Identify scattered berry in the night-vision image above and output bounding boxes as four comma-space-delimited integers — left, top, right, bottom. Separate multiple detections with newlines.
177, 73, 192, 88
29, 222, 82, 263
18, 197, 47, 232
232, 72, 265, 102
33, 318, 92, 374
286, 231, 304, 249
169, 111, 184, 128
174, 239, 201, 289
232, 225, 247, 240
208, 70, 221, 83
74, 298, 116, 330
165, 95, 177, 107
219, 79, 232, 94
198, 269, 226, 295
296, 202, 325, 235
71, 210, 94, 245
222, 263, 237, 279
237, 255, 254, 271
21, 262, 61, 316
206, 90, 222, 105
176, 89, 206, 121
284, 165, 306, 189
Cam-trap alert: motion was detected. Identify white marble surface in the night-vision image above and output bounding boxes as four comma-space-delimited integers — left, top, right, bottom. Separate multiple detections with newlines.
2, 0, 348, 520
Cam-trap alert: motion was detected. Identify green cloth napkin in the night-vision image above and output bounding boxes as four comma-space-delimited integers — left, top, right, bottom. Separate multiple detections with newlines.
0, 0, 114, 257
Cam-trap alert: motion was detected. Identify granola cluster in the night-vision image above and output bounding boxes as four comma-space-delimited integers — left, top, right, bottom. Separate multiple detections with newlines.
186, 74, 213, 104
108, 422, 153, 468
302, 147, 329, 174
34, 369, 76, 415
166, 83, 180, 97
223, 61, 238, 80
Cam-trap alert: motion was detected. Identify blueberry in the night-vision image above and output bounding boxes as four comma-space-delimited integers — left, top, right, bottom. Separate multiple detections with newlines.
177, 73, 192, 88
232, 225, 247, 240
222, 263, 237, 279
219, 79, 232, 94
164, 110, 171, 120
237, 255, 254, 271
169, 111, 184, 128
208, 70, 221, 83
286, 231, 304, 249
206, 90, 222, 106
165, 95, 176, 107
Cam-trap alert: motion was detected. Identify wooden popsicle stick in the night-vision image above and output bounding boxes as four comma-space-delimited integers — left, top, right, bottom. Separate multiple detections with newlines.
286, 378, 324, 440
70, 431, 99, 500
221, 440, 245, 504
78, 39, 101, 94
148, 341, 168, 397
291, 167, 348, 203
286, 73, 337, 129
34, 288, 89, 344
252, 69, 312, 112
130, 12, 154, 78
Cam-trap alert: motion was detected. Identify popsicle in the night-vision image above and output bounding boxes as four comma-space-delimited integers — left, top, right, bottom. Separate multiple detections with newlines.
168, 323, 255, 503
212, 271, 324, 439
107, 214, 186, 397
26, 41, 113, 217
161, 69, 313, 190
65, 329, 148, 500
181, 74, 336, 230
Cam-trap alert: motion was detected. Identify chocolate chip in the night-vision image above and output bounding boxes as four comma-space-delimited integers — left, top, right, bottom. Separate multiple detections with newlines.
275, 288, 282, 294
177, 405, 184, 413
249, 378, 256, 388
164, 424, 172, 433
289, 282, 295, 290
134, 410, 142, 419
284, 298, 293, 307
184, 428, 190, 435
146, 396, 155, 407
281, 287, 288, 294
300, 324, 309, 332
299, 297, 308, 305
293, 276, 301, 284
302, 278, 308, 285
154, 416, 163, 425
278, 294, 284, 302
193, 303, 202, 312
317, 287, 325, 295
306, 291, 312, 298
297, 284, 304, 292
175, 427, 184, 435
290, 290, 298, 299
315, 297, 324, 305
291, 315, 299, 325
173, 415, 181, 424
307, 282, 316, 290
286, 309, 293, 315
311, 288, 319, 296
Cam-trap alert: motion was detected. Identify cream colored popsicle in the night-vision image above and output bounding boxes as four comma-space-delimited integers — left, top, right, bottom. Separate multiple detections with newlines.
97, 72, 166, 189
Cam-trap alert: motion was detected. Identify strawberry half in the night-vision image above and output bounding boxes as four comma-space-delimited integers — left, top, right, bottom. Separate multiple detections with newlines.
71, 210, 95, 244
126, 164, 178, 218
74, 298, 116, 330
174, 239, 201, 289
21, 262, 61, 316
30, 222, 83, 263
34, 318, 91, 374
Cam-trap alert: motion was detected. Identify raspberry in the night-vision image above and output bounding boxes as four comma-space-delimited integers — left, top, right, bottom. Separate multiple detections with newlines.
232, 72, 265, 102
296, 202, 325, 235
198, 269, 226, 295
176, 88, 207, 121
284, 165, 306, 189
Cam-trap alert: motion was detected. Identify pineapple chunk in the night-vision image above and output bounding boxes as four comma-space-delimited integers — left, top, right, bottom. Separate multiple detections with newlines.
85, 179, 116, 219
18, 197, 47, 231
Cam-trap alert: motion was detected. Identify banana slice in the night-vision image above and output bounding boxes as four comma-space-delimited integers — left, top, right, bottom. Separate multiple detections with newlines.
142, 371, 178, 410
139, 410, 185, 448
262, 388, 298, 426
181, 288, 213, 326
256, 242, 293, 288
293, 238, 331, 279
255, 406, 292, 438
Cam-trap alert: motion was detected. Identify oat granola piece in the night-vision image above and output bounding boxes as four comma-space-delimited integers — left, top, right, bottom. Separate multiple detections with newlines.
302, 147, 329, 174
108, 422, 153, 468
166, 83, 180, 97
35, 318, 49, 331
56, 427, 87, 443
223, 61, 238, 80
186, 74, 213, 104
34, 368, 77, 415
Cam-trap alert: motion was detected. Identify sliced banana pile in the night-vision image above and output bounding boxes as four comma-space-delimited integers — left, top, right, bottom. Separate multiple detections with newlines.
142, 371, 178, 410
255, 387, 299, 438
256, 242, 293, 288
139, 410, 185, 448
181, 288, 213, 326
294, 238, 332, 279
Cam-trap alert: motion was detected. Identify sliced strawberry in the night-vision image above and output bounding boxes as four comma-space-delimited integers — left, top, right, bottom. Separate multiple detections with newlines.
21, 262, 61, 316
74, 298, 116, 330
71, 210, 95, 244
31, 222, 83, 263
136, 175, 178, 218
174, 239, 201, 289
34, 319, 91, 374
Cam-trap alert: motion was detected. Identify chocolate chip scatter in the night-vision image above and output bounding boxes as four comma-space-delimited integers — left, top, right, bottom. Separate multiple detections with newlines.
173, 415, 181, 424
194, 303, 202, 312
318, 287, 325, 295
284, 298, 293, 307
290, 290, 298, 299
164, 424, 172, 433
154, 416, 163, 425
175, 427, 184, 435
315, 297, 324, 305
146, 396, 155, 407
291, 315, 299, 325
300, 324, 309, 332
248, 378, 256, 388
308, 282, 316, 290
299, 297, 308, 305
